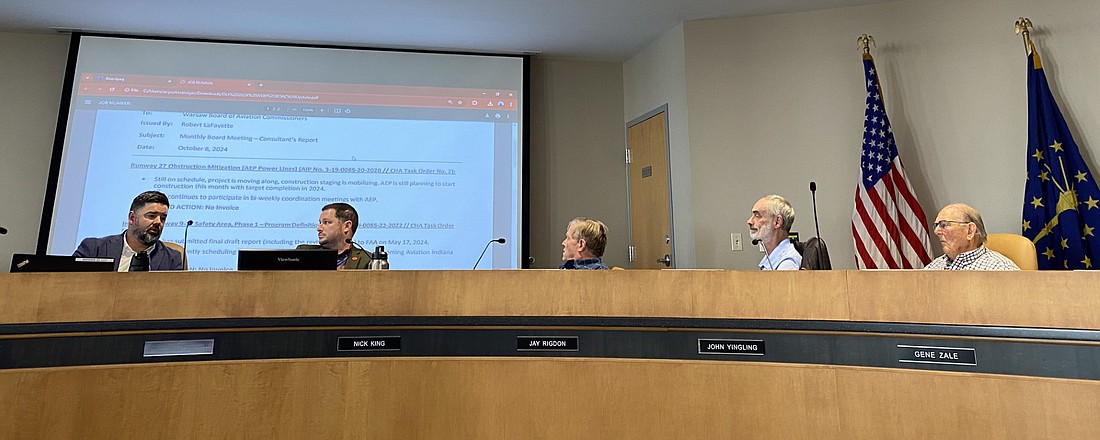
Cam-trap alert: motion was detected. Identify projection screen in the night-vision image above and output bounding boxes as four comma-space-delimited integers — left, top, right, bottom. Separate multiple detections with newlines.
41, 34, 527, 270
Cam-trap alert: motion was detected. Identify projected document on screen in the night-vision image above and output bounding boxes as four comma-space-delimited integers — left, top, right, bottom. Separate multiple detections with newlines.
45, 36, 524, 270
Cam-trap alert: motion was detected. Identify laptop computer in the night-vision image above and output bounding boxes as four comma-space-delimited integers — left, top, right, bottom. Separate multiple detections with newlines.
10, 254, 115, 272
237, 248, 336, 271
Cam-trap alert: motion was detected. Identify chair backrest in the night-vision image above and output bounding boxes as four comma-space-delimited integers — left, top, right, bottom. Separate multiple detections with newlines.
796, 237, 832, 270
985, 233, 1037, 270
163, 241, 187, 270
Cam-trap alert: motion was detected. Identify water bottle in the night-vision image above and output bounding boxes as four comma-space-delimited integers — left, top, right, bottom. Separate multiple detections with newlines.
371, 245, 389, 269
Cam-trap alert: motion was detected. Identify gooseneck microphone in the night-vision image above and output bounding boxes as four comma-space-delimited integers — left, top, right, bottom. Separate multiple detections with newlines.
183, 220, 194, 264
345, 238, 375, 267
752, 238, 776, 270
473, 238, 506, 270
345, 238, 370, 254
810, 181, 821, 238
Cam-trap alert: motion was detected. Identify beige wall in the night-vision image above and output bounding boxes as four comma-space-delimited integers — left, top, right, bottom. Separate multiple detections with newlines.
674, 0, 1100, 269
529, 58, 627, 268
0, 32, 69, 266
622, 24, 697, 268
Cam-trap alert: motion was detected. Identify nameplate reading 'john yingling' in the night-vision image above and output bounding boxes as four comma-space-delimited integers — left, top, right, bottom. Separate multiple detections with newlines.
698, 339, 765, 356
517, 336, 579, 351
897, 344, 976, 366
337, 336, 401, 352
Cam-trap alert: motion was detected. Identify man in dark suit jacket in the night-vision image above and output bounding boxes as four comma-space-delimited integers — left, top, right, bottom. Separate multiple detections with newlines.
73, 191, 184, 271
297, 202, 371, 270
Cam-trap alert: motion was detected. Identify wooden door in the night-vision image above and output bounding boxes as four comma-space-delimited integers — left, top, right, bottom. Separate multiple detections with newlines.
627, 109, 672, 269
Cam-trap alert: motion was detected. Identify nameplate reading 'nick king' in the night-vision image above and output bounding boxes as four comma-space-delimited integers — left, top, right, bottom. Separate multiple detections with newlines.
897, 344, 976, 366
517, 336, 579, 351
698, 339, 765, 356
338, 336, 401, 352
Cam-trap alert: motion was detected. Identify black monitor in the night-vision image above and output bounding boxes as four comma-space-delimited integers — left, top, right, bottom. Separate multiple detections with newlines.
10, 254, 115, 272
237, 249, 336, 271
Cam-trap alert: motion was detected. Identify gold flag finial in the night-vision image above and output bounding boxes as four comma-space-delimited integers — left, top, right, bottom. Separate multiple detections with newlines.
857, 34, 876, 55
1014, 17, 1034, 55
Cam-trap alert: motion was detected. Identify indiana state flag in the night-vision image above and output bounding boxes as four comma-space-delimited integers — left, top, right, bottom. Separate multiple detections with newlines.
1022, 47, 1100, 269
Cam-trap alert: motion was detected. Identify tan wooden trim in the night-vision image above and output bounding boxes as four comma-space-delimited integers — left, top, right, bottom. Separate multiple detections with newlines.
2, 358, 1097, 439
3, 270, 1099, 329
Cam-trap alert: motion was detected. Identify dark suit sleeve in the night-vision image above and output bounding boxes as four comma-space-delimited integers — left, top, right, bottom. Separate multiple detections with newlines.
73, 237, 99, 257
152, 242, 185, 271
73, 235, 123, 270
167, 247, 184, 271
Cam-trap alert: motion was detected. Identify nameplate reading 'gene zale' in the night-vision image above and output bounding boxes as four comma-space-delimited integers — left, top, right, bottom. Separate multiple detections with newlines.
698, 339, 765, 356
517, 336, 579, 352
897, 344, 976, 366
337, 336, 401, 352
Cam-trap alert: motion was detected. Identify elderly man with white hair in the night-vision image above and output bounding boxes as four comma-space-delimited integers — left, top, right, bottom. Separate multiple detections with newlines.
746, 195, 801, 270
923, 203, 1019, 270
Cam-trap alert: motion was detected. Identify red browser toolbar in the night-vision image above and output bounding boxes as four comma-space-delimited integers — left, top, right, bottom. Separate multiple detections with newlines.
77, 73, 518, 110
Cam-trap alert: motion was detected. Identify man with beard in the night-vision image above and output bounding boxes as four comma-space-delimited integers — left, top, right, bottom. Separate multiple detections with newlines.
74, 190, 184, 271
297, 202, 372, 269
746, 195, 801, 270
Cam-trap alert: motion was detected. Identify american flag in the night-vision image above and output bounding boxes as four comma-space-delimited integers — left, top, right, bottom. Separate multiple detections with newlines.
852, 53, 934, 269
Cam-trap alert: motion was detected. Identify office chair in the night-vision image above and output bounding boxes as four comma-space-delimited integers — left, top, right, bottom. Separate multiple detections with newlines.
984, 233, 1038, 270
793, 237, 832, 270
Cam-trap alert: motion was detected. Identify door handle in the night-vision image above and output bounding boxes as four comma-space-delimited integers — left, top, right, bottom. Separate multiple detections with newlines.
657, 255, 671, 267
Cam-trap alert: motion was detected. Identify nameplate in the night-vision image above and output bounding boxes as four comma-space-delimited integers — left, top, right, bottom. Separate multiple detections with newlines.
338, 336, 401, 352
897, 344, 976, 366
517, 336, 579, 351
143, 339, 215, 357
698, 339, 765, 356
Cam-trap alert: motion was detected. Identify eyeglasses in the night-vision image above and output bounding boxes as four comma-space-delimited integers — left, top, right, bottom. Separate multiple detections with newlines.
933, 220, 971, 230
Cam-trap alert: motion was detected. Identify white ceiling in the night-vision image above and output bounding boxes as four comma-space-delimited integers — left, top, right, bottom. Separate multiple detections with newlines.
0, 0, 895, 60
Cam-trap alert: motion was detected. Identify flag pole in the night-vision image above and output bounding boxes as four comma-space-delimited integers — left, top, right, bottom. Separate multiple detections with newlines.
1014, 17, 1034, 56
856, 34, 883, 105
856, 34, 875, 57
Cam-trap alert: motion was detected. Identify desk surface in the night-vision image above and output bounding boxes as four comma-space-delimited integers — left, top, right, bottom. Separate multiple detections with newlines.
2, 269, 1099, 329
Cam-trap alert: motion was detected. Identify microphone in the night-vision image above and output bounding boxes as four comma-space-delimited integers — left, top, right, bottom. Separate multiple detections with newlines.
473, 238, 507, 270
809, 181, 821, 238
345, 238, 371, 253
345, 238, 373, 266
183, 220, 193, 265
752, 238, 776, 270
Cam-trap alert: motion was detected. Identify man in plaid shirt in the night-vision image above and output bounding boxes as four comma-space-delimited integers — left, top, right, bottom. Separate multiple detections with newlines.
924, 203, 1019, 271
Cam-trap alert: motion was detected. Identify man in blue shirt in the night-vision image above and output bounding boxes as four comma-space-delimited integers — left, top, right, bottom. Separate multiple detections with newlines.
746, 195, 801, 270
559, 217, 609, 270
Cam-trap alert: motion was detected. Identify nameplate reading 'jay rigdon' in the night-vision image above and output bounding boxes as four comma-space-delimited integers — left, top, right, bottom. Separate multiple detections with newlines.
698, 339, 766, 355
517, 336, 579, 351
338, 336, 402, 352
897, 344, 976, 366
